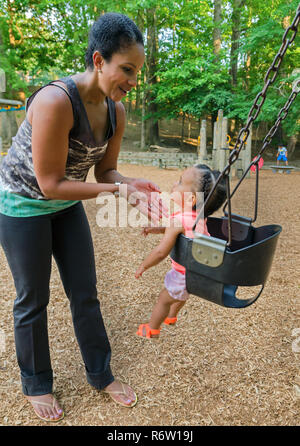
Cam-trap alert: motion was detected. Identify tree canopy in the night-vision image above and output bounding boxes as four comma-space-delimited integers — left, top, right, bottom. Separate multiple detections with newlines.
0, 0, 299, 149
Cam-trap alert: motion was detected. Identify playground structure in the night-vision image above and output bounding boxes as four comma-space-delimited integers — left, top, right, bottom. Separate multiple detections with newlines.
0, 76, 23, 160
118, 109, 252, 178
197, 109, 252, 178
1, 102, 296, 177
270, 165, 296, 174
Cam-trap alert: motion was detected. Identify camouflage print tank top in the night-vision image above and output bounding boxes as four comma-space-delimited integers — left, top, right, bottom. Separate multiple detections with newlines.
0, 76, 116, 200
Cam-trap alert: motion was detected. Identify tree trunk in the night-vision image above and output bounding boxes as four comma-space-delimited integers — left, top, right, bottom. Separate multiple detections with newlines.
244, 5, 252, 89
135, 72, 141, 112
141, 80, 146, 150
0, 28, 18, 146
173, 21, 176, 57
213, 0, 222, 61
145, 8, 160, 146
135, 10, 144, 113
230, 0, 244, 87
181, 114, 185, 148
287, 134, 297, 157
128, 96, 132, 118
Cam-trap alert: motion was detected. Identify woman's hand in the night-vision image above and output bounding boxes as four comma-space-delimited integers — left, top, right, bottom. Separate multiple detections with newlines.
129, 178, 168, 223
129, 178, 160, 196
117, 183, 160, 224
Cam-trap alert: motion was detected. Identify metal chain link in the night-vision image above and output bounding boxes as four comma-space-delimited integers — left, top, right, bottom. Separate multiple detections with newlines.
244, 80, 299, 169
193, 4, 300, 232
224, 79, 300, 228
223, 4, 300, 176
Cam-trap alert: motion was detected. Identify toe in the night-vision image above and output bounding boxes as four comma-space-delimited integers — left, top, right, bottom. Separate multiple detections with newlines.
38, 406, 48, 420
122, 383, 136, 405
27, 394, 63, 421
104, 380, 137, 406
53, 401, 63, 418
46, 408, 54, 420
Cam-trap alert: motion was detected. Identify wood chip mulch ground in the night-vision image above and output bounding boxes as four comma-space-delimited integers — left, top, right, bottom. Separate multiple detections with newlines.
0, 165, 299, 426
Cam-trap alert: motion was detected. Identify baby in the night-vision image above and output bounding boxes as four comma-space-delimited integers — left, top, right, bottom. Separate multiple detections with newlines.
135, 164, 226, 338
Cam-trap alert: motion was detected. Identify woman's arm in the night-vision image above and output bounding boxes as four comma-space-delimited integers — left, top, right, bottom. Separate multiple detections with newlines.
94, 102, 134, 185
94, 102, 166, 221
31, 88, 121, 200
94, 102, 141, 186
135, 225, 183, 278
94, 103, 162, 194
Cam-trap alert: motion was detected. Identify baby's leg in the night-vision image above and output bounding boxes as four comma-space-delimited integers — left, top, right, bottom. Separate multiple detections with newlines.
149, 287, 178, 331
167, 300, 186, 319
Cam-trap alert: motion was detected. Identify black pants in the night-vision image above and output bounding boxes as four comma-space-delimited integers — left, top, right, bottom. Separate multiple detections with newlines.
0, 202, 114, 395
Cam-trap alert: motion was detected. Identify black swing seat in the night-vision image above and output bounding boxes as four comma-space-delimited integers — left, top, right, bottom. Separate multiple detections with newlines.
170, 214, 282, 308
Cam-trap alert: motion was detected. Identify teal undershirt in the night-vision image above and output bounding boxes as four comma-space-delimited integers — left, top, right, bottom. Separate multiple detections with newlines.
0, 189, 79, 217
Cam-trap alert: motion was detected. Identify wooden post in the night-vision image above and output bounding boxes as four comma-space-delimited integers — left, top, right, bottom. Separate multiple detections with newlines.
188, 116, 191, 139
214, 109, 223, 170
212, 120, 218, 170
140, 88, 145, 150
197, 135, 201, 159
219, 116, 228, 172
198, 120, 207, 163
237, 124, 252, 178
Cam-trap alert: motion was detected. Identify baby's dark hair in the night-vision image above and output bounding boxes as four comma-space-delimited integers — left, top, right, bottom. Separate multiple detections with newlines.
193, 164, 227, 217
85, 13, 144, 69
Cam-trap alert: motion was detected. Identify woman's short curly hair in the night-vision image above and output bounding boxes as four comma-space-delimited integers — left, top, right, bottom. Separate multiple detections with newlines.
85, 12, 144, 69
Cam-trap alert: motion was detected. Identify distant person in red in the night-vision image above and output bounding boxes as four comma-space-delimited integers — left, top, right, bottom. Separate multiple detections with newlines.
276, 144, 288, 166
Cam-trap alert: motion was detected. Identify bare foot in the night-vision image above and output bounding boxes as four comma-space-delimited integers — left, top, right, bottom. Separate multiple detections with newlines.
26, 394, 64, 421
104, 380, 137, 407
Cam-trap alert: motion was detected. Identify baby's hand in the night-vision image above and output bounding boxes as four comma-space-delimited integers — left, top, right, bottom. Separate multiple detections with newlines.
141, 227, 164, 237
142, 227, 151, 237
135, 265, 145, 279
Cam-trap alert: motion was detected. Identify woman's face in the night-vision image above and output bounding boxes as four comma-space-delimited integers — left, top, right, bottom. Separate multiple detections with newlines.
96, 43, 145, 102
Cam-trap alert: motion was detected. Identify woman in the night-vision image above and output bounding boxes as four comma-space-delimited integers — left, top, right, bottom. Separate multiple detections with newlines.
0, 12, 161, 422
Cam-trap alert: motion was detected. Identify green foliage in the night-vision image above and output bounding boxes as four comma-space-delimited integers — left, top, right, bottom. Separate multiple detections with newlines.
0, 0, 299, 142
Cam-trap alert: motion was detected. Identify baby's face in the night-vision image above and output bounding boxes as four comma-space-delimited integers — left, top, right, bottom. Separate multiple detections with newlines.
171, 167, 198, 209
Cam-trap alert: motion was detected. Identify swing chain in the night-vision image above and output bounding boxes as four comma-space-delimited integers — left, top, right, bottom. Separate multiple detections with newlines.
192, 4, 300, 237
260, 88, 298, 153
223, 5, 300, 176
223, 79, 299, 228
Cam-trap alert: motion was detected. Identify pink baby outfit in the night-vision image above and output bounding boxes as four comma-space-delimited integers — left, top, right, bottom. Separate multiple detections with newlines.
164, 211, 210, 301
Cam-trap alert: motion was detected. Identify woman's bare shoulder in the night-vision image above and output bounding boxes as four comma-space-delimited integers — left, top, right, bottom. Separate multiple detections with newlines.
27, 83, 73, 129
